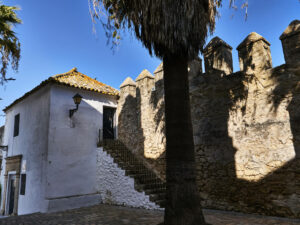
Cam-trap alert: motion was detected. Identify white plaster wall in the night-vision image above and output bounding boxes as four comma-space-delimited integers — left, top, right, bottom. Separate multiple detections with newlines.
96, 147, 161, 210
0, 85, 51, 215
45, 85, 118, 211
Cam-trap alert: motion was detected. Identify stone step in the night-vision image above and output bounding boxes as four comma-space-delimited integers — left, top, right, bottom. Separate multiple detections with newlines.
132, 176, 162, 185
149, 193, 166, 202
109, 153, 140, 164
123, 164, 147, 171
130, 175, 160, 186
114, 161, 142, 170
125, 170, 149, 176
155, 199, 166, 208
128, 173, 159, 182
112, 159, 127, 167
145, 188, 166, 195
103, 139, 166, 209
137, 183, 166, 191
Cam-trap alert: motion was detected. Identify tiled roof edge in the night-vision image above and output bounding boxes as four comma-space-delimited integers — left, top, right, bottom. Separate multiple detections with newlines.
4, 75, 119, 112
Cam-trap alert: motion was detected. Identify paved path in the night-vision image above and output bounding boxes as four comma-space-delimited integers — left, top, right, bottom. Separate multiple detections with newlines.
1, 204, 300, 225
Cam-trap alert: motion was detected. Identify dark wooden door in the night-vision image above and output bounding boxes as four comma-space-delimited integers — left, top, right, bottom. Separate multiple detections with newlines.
103, 107, 116, 139
8, 175, 16, 215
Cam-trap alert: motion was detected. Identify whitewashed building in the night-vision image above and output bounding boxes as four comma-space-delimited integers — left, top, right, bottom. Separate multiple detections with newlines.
0, 68, 119, 215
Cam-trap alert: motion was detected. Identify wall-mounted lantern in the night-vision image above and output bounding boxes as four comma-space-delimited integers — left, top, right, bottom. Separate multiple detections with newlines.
69, 93, 82, 118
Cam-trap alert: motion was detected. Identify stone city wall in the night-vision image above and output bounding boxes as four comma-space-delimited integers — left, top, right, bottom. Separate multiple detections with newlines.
117, 20, 300, 218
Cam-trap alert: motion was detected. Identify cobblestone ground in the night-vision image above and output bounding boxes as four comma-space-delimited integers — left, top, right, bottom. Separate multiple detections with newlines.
1, 204, 300, 225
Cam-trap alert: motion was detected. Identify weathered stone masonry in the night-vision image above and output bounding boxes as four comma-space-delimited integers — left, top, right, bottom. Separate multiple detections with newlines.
117, 20, 300, 218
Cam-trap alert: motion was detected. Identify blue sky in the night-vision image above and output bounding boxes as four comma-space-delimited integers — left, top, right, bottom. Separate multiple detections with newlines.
0, 0, 299, 125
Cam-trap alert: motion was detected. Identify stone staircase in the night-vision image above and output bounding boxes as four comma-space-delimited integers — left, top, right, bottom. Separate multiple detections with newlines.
101, 139, 166, 208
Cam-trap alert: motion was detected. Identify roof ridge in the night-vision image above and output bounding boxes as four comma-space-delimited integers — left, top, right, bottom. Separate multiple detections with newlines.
76, 73, 118, 93
52, 69, 109, 87
52, 67, 78, 78
52, 69, 118, 94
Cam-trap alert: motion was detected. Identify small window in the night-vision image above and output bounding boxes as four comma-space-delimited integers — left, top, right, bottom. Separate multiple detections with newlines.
20, 174, 26, 195
13, 114, 20, 137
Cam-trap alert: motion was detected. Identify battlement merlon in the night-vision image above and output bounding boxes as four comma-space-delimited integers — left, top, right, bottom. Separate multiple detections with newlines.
280, 20, 300, 67
120, 77, 137, 97
203, 36, 233, 75
153, 58, 202, 81
237, 32, 272, 73
120, 77, 136, 88
135, 69, 155, 94
119, 19, 300, 99
136, 69, 155, 82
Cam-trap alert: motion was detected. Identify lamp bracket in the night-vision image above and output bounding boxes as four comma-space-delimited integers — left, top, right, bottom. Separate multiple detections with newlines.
69, 104, 79, 118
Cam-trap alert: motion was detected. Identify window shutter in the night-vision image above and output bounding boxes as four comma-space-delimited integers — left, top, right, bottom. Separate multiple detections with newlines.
14, 114, 20, 137
20, 174, 26, 195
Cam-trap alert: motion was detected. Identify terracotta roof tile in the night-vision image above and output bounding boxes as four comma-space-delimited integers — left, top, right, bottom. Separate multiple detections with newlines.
4, 68, 119, 112
51, 68, 119, 96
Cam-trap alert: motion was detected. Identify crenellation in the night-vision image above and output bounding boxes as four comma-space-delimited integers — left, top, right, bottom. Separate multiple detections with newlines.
153, 63, 163, 75
203, 37, 233, 75
237, 32, 272, 73
120, 77, 137, 88
280, 20, 300, 66
154, 63, 164, 92
117, 20, 300, 218
135, 70, 159, 159
117, 77, 139, 155
120, 77, 137, 97
136, 69, 155, 82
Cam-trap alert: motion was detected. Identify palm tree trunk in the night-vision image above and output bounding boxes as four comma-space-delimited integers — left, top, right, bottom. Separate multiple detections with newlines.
162, 53, 209, 225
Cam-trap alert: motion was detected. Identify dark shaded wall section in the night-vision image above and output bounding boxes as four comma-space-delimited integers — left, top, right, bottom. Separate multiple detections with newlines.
117, 20, 300, 218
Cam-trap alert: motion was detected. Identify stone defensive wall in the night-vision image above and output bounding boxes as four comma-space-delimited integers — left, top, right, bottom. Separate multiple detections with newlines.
117, 20, 300, 218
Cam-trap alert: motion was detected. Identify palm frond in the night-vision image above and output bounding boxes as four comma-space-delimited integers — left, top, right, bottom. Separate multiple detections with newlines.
0, 4, 21, 84
89, 0, 221, 59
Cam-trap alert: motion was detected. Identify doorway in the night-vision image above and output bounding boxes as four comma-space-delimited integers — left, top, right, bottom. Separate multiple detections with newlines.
103, 107, 116, 139
1, 155, 22, 216
7, 175, 16, 215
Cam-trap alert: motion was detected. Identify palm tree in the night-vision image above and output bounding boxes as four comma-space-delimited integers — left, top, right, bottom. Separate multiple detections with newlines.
0, 4, 21, 84
89, 1, 224, 224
